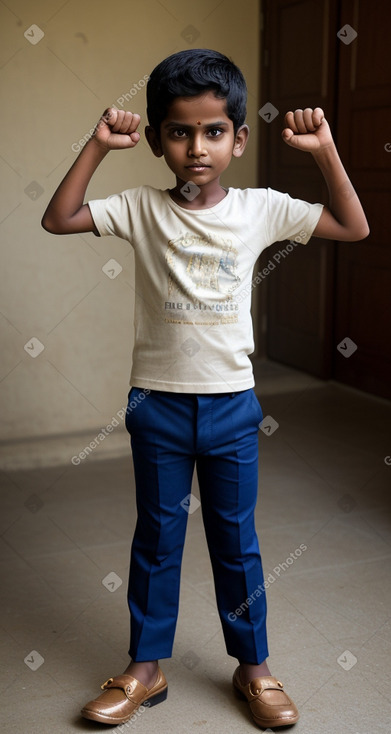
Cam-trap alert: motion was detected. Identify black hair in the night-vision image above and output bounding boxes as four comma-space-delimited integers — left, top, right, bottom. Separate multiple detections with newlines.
146, 49, 247, 136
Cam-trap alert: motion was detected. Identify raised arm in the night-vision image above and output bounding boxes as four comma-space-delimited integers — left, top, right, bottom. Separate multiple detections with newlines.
282, 108, 369, 242
41, 109, 141, 235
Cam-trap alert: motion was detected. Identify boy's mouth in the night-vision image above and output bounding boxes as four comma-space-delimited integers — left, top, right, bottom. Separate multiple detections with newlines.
185, 164, 210, 170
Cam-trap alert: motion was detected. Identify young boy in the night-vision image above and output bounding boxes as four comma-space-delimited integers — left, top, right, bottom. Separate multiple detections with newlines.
42, 49, 368, 730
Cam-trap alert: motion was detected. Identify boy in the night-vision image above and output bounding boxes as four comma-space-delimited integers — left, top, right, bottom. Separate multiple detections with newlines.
42, 49, 368, 729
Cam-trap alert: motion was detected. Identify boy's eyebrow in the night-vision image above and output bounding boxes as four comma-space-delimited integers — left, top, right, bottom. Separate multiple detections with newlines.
164, 120, 230, 129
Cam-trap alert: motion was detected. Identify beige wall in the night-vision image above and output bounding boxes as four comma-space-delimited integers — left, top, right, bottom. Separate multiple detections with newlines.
0, 0, 261, 465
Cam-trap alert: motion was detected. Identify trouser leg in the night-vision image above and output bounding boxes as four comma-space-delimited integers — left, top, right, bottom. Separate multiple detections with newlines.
125, 388, 195, 661
196, 389, 269, 665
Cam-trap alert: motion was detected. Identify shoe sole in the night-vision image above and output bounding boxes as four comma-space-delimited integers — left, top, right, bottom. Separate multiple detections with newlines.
233, 681, 299, 728
81, 686, 168, 724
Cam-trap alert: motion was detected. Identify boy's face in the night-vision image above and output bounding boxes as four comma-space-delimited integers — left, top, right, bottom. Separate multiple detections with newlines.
145, 91, 248, 189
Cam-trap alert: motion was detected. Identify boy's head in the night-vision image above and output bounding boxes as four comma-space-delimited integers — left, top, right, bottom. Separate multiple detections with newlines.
146, 48, 247, 138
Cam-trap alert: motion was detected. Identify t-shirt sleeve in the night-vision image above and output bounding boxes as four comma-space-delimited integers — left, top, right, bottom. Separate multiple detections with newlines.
88, 188, 140, 242
266, 187, 323, 245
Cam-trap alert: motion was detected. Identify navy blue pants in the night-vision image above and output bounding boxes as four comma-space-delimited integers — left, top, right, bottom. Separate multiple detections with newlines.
125, 387, 269, 665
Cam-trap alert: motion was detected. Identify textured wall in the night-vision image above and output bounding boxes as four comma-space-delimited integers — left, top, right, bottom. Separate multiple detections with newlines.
0, 0, 260, 454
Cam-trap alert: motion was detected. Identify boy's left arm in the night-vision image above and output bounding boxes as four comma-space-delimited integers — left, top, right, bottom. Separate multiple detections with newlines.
282, 108, 369, 241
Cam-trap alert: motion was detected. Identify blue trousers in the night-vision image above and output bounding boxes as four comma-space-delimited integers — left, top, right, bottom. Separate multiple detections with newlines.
125, 387, 269, 665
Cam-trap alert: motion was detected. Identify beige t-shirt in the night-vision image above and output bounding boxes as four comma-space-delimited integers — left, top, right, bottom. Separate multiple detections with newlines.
88, 185, 323, 393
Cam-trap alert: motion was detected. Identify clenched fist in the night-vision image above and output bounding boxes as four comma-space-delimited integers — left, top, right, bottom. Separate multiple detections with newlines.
93, 108, 141, 151
282, 107, 333, 152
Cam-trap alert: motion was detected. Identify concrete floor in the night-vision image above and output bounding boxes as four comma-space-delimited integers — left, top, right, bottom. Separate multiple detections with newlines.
1, 361, 391, 733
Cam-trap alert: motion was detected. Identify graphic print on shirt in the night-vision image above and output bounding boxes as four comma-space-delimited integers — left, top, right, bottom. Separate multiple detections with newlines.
164, 231, 241, 325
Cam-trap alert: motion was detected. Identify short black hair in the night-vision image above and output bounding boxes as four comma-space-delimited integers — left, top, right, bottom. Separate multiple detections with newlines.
146, 49, 247, 136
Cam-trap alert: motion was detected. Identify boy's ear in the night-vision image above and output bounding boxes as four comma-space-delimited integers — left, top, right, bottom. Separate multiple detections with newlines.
145, 125, 163, 157
232, 124, 250, 158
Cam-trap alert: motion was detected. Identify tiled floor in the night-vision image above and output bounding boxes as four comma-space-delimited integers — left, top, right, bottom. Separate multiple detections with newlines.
1, 360, 391, 733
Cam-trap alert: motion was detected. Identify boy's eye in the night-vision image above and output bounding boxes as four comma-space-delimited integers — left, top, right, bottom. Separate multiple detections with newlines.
172, 129, 188, 138
207, 128, 223, 137
170, 127, 224, 138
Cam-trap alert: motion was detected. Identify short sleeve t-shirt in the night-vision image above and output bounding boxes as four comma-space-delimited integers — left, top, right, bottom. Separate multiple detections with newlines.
88, 185, 323, 393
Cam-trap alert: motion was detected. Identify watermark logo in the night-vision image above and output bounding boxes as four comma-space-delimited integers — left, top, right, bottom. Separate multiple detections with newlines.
228, 544, 308, 622
24, 24, 44, 45
24, 181, 44, 200
24, 650, 44, 671
24, 337, 45, 358
180, 493, 201, 514
116, 701, 151, 732
102, 259, 122, 279
71, 390, 150, 465
338, 180, 356, 201
24, 494, 44, 513
258, 102, 279, 123
337, 337, 357, 358
180, 181, 200, 201
235, 234, 308, 305
102, 572, 123, 592
337, 24, 357, 45
114, 75, 149, 109
181, 650, 201, 670
181, 338, 200, 357
337, 650, 357, 670
259, 416, 279, 436
71, 75, 149, 153
181, 25, 200, 44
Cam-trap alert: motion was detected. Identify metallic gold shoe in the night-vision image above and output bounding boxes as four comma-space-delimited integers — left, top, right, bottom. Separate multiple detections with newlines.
232, 668, 299, 728
81, 667, 168, 725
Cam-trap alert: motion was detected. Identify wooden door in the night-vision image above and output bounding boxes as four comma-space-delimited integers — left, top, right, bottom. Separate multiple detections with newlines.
333, 0, 391, 398
260, 0, 391, 398
260, 0, 338, 378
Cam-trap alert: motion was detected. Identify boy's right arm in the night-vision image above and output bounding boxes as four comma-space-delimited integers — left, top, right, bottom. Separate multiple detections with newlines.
41, 109, 141, 235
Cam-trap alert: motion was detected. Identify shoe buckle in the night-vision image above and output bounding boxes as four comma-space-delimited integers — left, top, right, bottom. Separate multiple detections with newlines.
101, 677, 114, 690
250, 681, 262, 696
252, 678, 284, 696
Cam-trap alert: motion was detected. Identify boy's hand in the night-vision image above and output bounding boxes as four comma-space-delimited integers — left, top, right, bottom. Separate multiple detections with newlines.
282, 108, 333, 153
93, 108, 141, 151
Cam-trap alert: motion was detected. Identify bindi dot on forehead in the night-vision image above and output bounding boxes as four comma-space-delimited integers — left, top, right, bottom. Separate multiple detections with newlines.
196, 120, 201, 125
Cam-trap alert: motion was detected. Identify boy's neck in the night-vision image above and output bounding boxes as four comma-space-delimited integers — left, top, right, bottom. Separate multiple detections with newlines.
169, 180, 228, 210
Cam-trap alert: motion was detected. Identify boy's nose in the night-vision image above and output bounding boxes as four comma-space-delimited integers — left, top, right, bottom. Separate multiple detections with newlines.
188, 133, 207, 157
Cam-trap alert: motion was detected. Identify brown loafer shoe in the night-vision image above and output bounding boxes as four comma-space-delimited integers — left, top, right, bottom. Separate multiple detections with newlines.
80, 667, 168, 725
233, 668, 299, 728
